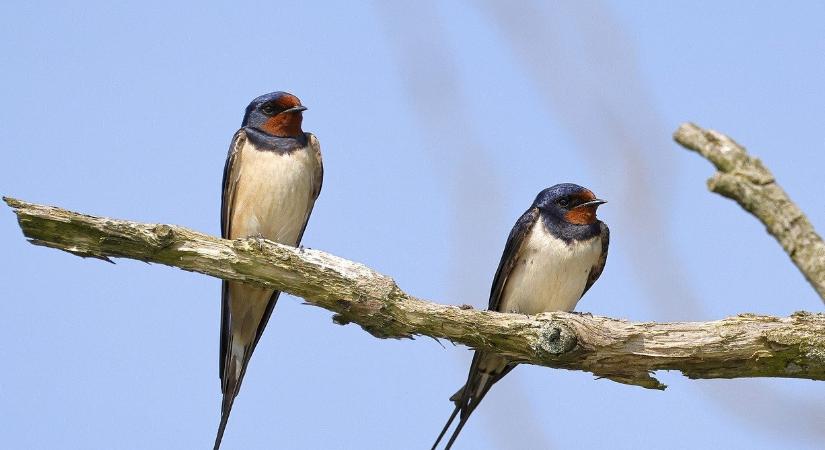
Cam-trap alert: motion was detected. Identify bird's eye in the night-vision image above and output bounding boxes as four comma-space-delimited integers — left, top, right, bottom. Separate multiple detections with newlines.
559, 198, 570, 207
261, 105, 275, 115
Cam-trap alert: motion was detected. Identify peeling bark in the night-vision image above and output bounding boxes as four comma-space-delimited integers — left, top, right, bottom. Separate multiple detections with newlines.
5, 197, 825, 390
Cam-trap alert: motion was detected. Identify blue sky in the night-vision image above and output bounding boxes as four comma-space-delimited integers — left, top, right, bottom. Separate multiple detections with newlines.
1, 1, 824, 449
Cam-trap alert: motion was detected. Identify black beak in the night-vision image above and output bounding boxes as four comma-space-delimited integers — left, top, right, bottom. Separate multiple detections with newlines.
282, 105, 307, 114
576, 199, 607, 208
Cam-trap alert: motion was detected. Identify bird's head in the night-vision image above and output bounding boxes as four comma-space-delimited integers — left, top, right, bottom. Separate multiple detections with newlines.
534, 183, 606, 225
242, 91, 306, 137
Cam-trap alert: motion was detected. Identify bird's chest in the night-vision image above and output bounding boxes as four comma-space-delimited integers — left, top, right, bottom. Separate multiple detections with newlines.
500, 224, 603, 314
230, 144, 317, 244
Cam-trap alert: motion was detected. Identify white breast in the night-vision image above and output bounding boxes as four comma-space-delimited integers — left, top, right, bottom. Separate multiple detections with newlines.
499, 221, 603, 314
229, 141, 319, 245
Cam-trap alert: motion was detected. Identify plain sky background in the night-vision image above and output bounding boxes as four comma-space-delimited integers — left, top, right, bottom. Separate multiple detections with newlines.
2, 1, 824, 449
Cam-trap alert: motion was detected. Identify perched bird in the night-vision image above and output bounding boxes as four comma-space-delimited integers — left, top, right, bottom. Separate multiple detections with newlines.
432, 183, 609, 449
215, 91, 323, 449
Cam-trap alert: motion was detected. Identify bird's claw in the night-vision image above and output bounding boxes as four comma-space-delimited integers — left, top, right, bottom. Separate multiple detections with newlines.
253, 233, 266, 252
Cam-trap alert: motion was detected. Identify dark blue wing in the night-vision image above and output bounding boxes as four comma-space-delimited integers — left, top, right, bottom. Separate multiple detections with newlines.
487, 207, 539, 311
581, 221, 609, 298
219, 129, 246, 380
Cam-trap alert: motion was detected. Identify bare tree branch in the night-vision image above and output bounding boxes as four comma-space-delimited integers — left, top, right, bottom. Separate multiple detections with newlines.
5, 196, 825, 390
674, 123, 825, 304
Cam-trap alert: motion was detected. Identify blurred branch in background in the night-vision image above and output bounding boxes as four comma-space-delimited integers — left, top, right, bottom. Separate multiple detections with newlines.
6, 197, 825, 391
675, 123, 825, 305
373, 3, 553, 448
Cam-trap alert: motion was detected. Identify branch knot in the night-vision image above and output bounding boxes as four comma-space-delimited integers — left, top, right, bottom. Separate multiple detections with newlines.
535, 320, 577, 356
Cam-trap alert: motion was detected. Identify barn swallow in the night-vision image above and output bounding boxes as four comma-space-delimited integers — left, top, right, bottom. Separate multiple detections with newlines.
432, 183, 609, 449
215, 91, 323, 450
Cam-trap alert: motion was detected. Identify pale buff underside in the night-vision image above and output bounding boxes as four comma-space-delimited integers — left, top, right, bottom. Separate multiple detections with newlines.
477, 220, 603, 377
499, 220, 603, 315
226, 138, 320, 375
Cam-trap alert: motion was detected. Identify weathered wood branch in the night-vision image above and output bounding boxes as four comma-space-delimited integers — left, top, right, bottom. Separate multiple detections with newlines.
674, 123, 825, 304
5, 197, 825, 389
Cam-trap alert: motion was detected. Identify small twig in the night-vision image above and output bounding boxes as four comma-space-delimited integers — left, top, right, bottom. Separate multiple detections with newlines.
674, 123, 825, 305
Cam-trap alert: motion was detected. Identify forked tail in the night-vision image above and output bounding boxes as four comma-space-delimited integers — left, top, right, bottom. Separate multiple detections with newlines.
432, 351, 514, 449
214, 284, 279, 449
431, 379, 496, 449
213, 382, 238, 450
431, 405, 460, 450
214, 341, 248, 450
